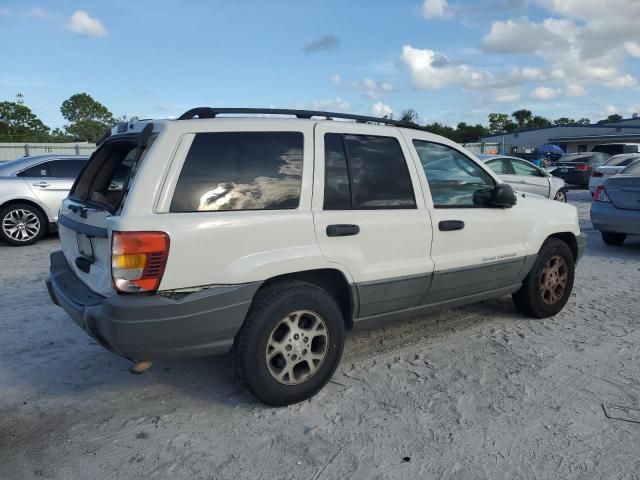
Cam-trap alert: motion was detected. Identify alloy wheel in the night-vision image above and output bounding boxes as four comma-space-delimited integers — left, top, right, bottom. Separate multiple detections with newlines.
265, 310, 329, 385
540, 255, 568, 305
2, 208, 41, 242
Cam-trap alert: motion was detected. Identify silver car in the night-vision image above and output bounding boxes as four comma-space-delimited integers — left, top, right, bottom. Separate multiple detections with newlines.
478, 154, 567, 202
0, 155, 89, 246
591, 159, 640, 246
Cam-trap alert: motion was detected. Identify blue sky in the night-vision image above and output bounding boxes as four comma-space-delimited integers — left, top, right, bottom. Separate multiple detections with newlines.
1, 0, 639, 129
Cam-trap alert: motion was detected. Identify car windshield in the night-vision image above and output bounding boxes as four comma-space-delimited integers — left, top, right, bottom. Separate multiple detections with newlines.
603, 155, 640, 167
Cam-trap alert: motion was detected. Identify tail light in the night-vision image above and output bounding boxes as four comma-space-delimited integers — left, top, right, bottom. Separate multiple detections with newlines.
591, 170, 604, 177
112, 231, 170, 293
575, 164, 591, 172
592, 185, 611, 203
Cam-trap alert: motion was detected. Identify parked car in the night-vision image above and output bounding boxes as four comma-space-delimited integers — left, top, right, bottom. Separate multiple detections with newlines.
0, 155, 89, 246
591, 159, 640, 245
478, 154, 567, 201
588, 153, 640, 194
591, 143, 640, 155
553, 152, 610, 187
46, 108, 585, 406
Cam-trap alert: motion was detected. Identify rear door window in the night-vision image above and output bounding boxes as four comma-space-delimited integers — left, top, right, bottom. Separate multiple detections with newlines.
18, 163, 49, 177
511, 160, 540, 176
171, 132, 303, 212
47, 159, 87, 178
485, 159, 510, 175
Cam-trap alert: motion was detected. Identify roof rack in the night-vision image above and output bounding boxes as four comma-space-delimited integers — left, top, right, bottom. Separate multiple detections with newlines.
177, 107, 422, 130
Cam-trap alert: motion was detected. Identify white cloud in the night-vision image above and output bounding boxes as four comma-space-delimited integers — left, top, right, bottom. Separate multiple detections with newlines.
565, 84, 587, 97
529, 86, 562, 100
482, 1, 640, 90
330, 73, 342, 85
359, 78, 393, 98
65, 10, 107, 38
494, 92, 522, 103
605, 104, 618, 116
422, 0, 449, 18
371, 102, 393, 118
624, 41, 640, 58
311, 96, 350, 111
400, 45, 494, 90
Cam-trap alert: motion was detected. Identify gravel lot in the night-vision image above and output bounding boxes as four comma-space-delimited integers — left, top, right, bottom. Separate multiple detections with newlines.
1, 190, 639, 480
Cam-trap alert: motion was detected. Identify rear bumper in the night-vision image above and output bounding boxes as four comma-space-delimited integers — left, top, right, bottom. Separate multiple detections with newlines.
46, 250, 260, 360
590, 201, 640, 235
555, 171, 590, 186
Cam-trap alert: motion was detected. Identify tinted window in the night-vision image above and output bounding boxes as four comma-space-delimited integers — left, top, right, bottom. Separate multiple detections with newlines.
485, 159, 510, 175
603, 155, 640, 167
413, 141, 494, 207
341, 134, 415, 209
511, 160, 540, 176
324, 134, 351, 210
17, 163, 48, 177
47, 159, 87, 178
171, 132, 303, 212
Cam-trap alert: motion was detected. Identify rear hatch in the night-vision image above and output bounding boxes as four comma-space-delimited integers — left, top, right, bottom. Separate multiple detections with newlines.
58, 123, 156, 296
605, 176, 640, 211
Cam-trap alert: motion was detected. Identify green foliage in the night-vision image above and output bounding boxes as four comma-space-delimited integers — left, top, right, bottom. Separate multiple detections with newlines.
61, 93, 115, 142
528, 115, 552, 129
553, 117, 575, 125
575, 118, 591, 125
511, 109, 532, 128
606, 114, 623, 123
400, 109, 419, 124
488, 113, 516, 134
0, 102, 50, 142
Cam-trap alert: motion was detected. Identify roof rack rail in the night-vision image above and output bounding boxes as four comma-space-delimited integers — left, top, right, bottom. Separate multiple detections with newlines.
176, 107, 422, 130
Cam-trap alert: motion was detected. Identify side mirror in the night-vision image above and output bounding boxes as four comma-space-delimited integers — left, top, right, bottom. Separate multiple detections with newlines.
490, 183, 517, 208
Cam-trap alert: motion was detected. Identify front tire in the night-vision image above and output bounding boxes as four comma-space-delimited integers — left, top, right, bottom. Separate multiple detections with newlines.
601, 231, 626, 246
512, 238, 575, 318
554, 189, 567, 202
232, 280, 345, 406
0, 203, 47, 246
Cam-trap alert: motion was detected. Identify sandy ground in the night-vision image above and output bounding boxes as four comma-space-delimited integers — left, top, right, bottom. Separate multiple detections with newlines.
1, 190, 639, 480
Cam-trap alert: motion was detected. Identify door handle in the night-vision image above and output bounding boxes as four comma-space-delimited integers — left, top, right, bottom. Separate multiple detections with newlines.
326, 224, 360, 237
33, 181, 50, 188
439, 220, 465, 231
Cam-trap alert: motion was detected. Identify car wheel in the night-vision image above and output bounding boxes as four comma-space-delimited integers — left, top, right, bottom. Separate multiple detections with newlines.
512, 238, 575, 319
601, 231, 626, 246
0, 203, 47, 246
554, 190, 567, 202
232, 280, 345, 406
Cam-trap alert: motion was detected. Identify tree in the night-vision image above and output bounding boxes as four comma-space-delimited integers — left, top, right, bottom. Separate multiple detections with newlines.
576, 118, 590, 125
400, 109, 419, 124
488, 113, 516, 134
0, 101, 50, 142
527, 115, 552, 129
512, 109, 532, 129
453, 122, 489, 143
554, 117, 575, 126
606, 114, 623, 123
61, 93, 115, 143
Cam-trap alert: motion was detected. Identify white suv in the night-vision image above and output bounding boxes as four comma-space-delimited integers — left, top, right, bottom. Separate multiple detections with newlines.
47, 108, 586, 406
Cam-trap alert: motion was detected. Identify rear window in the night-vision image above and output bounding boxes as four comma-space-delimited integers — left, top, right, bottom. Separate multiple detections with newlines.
170, 132, 303, 212
622, 160, 640, 175
70, 137, 151, 212
603, 155, 640, 167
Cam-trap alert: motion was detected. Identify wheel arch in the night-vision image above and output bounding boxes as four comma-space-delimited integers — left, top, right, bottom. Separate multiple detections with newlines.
0, 198, 51, 232
548, 232, 578, 262
257, 268, 356, 330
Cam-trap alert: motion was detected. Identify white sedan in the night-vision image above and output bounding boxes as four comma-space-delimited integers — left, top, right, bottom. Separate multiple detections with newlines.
588, 153, 640, 195
478, 154, 567, 202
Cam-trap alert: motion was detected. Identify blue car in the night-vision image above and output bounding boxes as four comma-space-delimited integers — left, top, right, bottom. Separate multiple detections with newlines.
590, 160, 640, 245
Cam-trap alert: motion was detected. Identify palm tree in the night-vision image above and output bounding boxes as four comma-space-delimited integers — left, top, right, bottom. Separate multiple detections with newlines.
512, 109, 532, 129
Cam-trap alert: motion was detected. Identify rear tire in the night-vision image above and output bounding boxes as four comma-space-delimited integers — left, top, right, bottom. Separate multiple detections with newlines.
232, 280, 345, 406
0, 203, 47, 246
512, 238, 575, 319
601, 231, 626, 246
